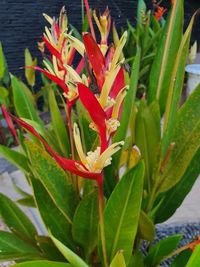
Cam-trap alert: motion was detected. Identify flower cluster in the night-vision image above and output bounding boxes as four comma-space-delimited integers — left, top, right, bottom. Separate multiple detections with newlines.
4, 6, 128, 186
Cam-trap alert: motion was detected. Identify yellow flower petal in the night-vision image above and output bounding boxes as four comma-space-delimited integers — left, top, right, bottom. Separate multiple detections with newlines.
110, 31, 127, 71
43, 13, 54, 25
73, 123, 87, 165
99, 63, 121, 108
112, 85, 129, 119
65, 34, 85, 56
64, 65, 82, 82
94, 141, 124, 170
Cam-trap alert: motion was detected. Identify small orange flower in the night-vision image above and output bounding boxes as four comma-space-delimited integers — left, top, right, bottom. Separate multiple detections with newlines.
154, 6, 167, 21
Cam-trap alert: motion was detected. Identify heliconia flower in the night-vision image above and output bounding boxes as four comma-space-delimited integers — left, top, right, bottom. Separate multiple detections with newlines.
93, 7, 111, 46
9, 114, 123, 185
43, 7, 68, 53
77, 83, 128, 150
83, 31, 127, 96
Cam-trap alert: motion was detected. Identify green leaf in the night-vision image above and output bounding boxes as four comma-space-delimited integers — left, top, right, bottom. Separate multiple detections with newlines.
145, 234, 182, 266
113, 46, 141, 151
25, 48, 37, 87
72, 190, 99, 257
25, 140, 77, 224
138, 211, 155, 241
148, 0, 184, 113
0, 86, 9, 106
101, 161, 144, 264
50, 234, 89, 267
11, 75, 42, 125
154, 149, 200, 223
157, 85, 200, 193
162, 14, 195, 155
135, 100, 161, 191
13, 260, 71, 267
109, 251, 126, 267
0, 231, 41, 261
48, 89, 70, 157
17, 196, 36, 208
0, 43, 10, 86
171, 249, 192, 267
0, 193, 37, 240
0, 42, 5, 79
128, 251, 144, 267
35, 236, 66, 262
0, 145, 29, 173
31, 178, 75, 250
186, 245, 200, 267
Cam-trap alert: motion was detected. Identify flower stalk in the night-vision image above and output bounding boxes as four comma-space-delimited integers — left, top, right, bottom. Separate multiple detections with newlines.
97, 175, 108, 267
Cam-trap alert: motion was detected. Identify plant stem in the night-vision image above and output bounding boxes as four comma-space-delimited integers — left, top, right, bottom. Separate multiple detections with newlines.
98, 176, 108, 267
84, 0, 96, 41
145, 185, 157, 213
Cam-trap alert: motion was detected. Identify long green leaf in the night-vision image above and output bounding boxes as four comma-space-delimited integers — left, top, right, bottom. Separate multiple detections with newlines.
0, 193, 37, 240
25, 140, 77, 224
101, 161, 144, 264
31, 178, 75, 250
13, 261, 71, 267
11, 75, 42, 125
50, 234, 89, 267
0, 145, 29, 173
148, 0, 184, 113
72, 190, 99, 257
0, 231, 41, 261
135, 100, 161, 191
162, 14, 195, 155
186, 245, 200, 267
157, 85, 200, 193
48, 90, 70, 157
154, 149, 200, 223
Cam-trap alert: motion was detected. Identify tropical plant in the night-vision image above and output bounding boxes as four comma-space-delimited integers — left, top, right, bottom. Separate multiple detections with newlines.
0, 0, 200, 266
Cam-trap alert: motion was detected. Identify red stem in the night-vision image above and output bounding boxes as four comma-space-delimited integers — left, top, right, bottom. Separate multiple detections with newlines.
84, 0, 96, 41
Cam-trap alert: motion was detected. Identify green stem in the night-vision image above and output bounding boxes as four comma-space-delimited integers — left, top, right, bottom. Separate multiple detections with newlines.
67, 105, 78, 192
98, 176, 108, 267
145, 185, 157, 213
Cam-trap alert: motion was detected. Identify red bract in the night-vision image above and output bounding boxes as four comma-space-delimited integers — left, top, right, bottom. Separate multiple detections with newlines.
83, 33, 106, 90
10, 114, 102, 182
1, 105, 19, 144
77, 83, 108, 152
42, 36, 63, 63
